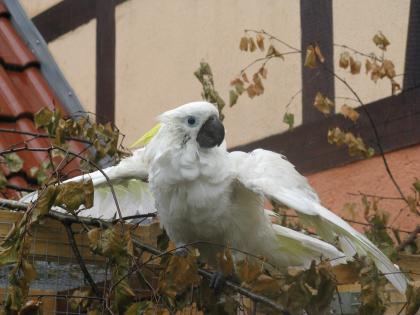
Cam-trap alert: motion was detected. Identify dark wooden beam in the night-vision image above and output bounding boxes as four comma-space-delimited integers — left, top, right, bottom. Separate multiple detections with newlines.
231, 88, 420, 175
404, 0, 420, 91
95, 0, 116, 124
300, 0, 335, 123
32, 0, 129, 44
32, 0, 97, 43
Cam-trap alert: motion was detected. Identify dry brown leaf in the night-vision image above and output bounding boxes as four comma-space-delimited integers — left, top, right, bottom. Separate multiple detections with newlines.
253, 73, 264, 95
313, 92, 334, 114
246, 85, 257, 98
251, 274, 281, 294
391, 79, 401, 95
237, 259, 262, 284
258, 66, 267, 79
241, 72, 249, 83
340, 104, 360, 122
230, 78, 243, 86
365, 59, 373, 73
266, 44, 284, 59
382, 59, 396, 78
304, 45, 317, 68
328, 127, 374, 158
248, 37, 257, 52
372, 31, 390, 50
349, 57, 361, 74
239, 36, 248, 51
256, 34, 265, 51
339, 52, 350, 69
216, 248, 234, 276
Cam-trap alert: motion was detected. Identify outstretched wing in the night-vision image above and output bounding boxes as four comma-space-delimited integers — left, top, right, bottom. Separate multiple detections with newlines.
21, 148, 155, 220
230, 149, 407, 293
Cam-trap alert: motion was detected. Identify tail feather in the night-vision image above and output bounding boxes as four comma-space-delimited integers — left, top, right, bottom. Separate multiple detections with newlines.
302, 207, 408, 294
271, 223, 347, 268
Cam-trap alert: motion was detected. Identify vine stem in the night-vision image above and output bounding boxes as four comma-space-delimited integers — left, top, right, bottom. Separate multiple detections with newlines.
0, 128, 93, 145
0, 145, 126, 230
322, 66, 407, 202
63, 222, 101, 297
0, 197, 291, 314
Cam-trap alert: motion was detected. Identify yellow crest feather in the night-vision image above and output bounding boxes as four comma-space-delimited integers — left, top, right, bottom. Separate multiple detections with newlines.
129, 123, 161, 148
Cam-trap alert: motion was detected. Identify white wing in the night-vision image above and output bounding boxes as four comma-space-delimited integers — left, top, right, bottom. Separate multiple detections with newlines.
21, 148, 155, 220
230, 149, 407, 293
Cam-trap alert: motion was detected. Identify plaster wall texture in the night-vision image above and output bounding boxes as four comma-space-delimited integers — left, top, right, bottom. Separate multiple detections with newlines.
18, 0, 411, 148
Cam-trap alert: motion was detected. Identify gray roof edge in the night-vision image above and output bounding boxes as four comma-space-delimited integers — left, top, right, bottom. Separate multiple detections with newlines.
3, 0, 86, 115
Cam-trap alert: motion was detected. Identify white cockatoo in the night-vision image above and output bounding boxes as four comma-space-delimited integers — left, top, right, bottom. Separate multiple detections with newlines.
21, 101, 407, 293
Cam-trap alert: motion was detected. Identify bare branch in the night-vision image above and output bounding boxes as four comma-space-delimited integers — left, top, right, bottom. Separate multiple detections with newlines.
322, 65, 408, 202
0, 145, 125, 226
0, 128, 93, 145
0, 198, 291, 314
63, 222, 101, 297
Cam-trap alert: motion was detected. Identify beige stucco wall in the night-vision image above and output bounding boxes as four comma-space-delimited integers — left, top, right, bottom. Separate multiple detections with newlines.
333, 1, 410, 106
47, 19, 97, 115
19, 0, 61, 18
115, 0, 302, 147
18, 0, 411, 148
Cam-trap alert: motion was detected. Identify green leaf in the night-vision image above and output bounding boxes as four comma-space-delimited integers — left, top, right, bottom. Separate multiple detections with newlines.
34, 107, 53, 129
283, 112, 294, 129
4, 153, 23, 173
229, 90, 239, 107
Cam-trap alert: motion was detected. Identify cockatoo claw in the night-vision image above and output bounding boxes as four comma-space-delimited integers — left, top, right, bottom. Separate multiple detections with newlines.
209, 271, 225, 291
173, 247, 189, 257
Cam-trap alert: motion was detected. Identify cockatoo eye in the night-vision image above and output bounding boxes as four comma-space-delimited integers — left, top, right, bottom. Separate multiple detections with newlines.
187, 116, 197, 126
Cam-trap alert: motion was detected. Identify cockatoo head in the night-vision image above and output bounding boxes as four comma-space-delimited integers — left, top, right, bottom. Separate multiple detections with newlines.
158, 101, 225, 149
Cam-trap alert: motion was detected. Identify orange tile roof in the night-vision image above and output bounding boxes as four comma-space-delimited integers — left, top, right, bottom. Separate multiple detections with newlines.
0, 3, 83, 198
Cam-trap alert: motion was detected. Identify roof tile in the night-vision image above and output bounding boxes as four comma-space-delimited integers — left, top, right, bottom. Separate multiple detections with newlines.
0, 14, 38, 67
0, 3, 84, 197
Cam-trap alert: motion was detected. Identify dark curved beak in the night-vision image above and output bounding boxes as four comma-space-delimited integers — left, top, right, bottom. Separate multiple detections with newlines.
196, 115, 225, 148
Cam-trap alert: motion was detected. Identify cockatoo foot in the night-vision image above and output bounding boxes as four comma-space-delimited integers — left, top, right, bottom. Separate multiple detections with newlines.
173, 246, 189, 257
209, 271, 225, 291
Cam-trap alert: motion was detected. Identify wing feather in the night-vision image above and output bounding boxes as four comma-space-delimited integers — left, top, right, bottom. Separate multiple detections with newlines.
230, 149, 407, 293
20, 148, 155, 220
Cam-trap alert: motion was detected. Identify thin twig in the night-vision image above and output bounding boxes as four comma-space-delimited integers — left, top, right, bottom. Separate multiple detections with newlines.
244, 29, 301, 53
334, 43, 383, 62
347, 192, 404, 201
335, 286, 344, 315
322, 65, 408, 202
63, 222, 101, 297
0, 145, 125, 226
0, 128, 93, 145
112, 213, 157, 223
27, 294, 104, 301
